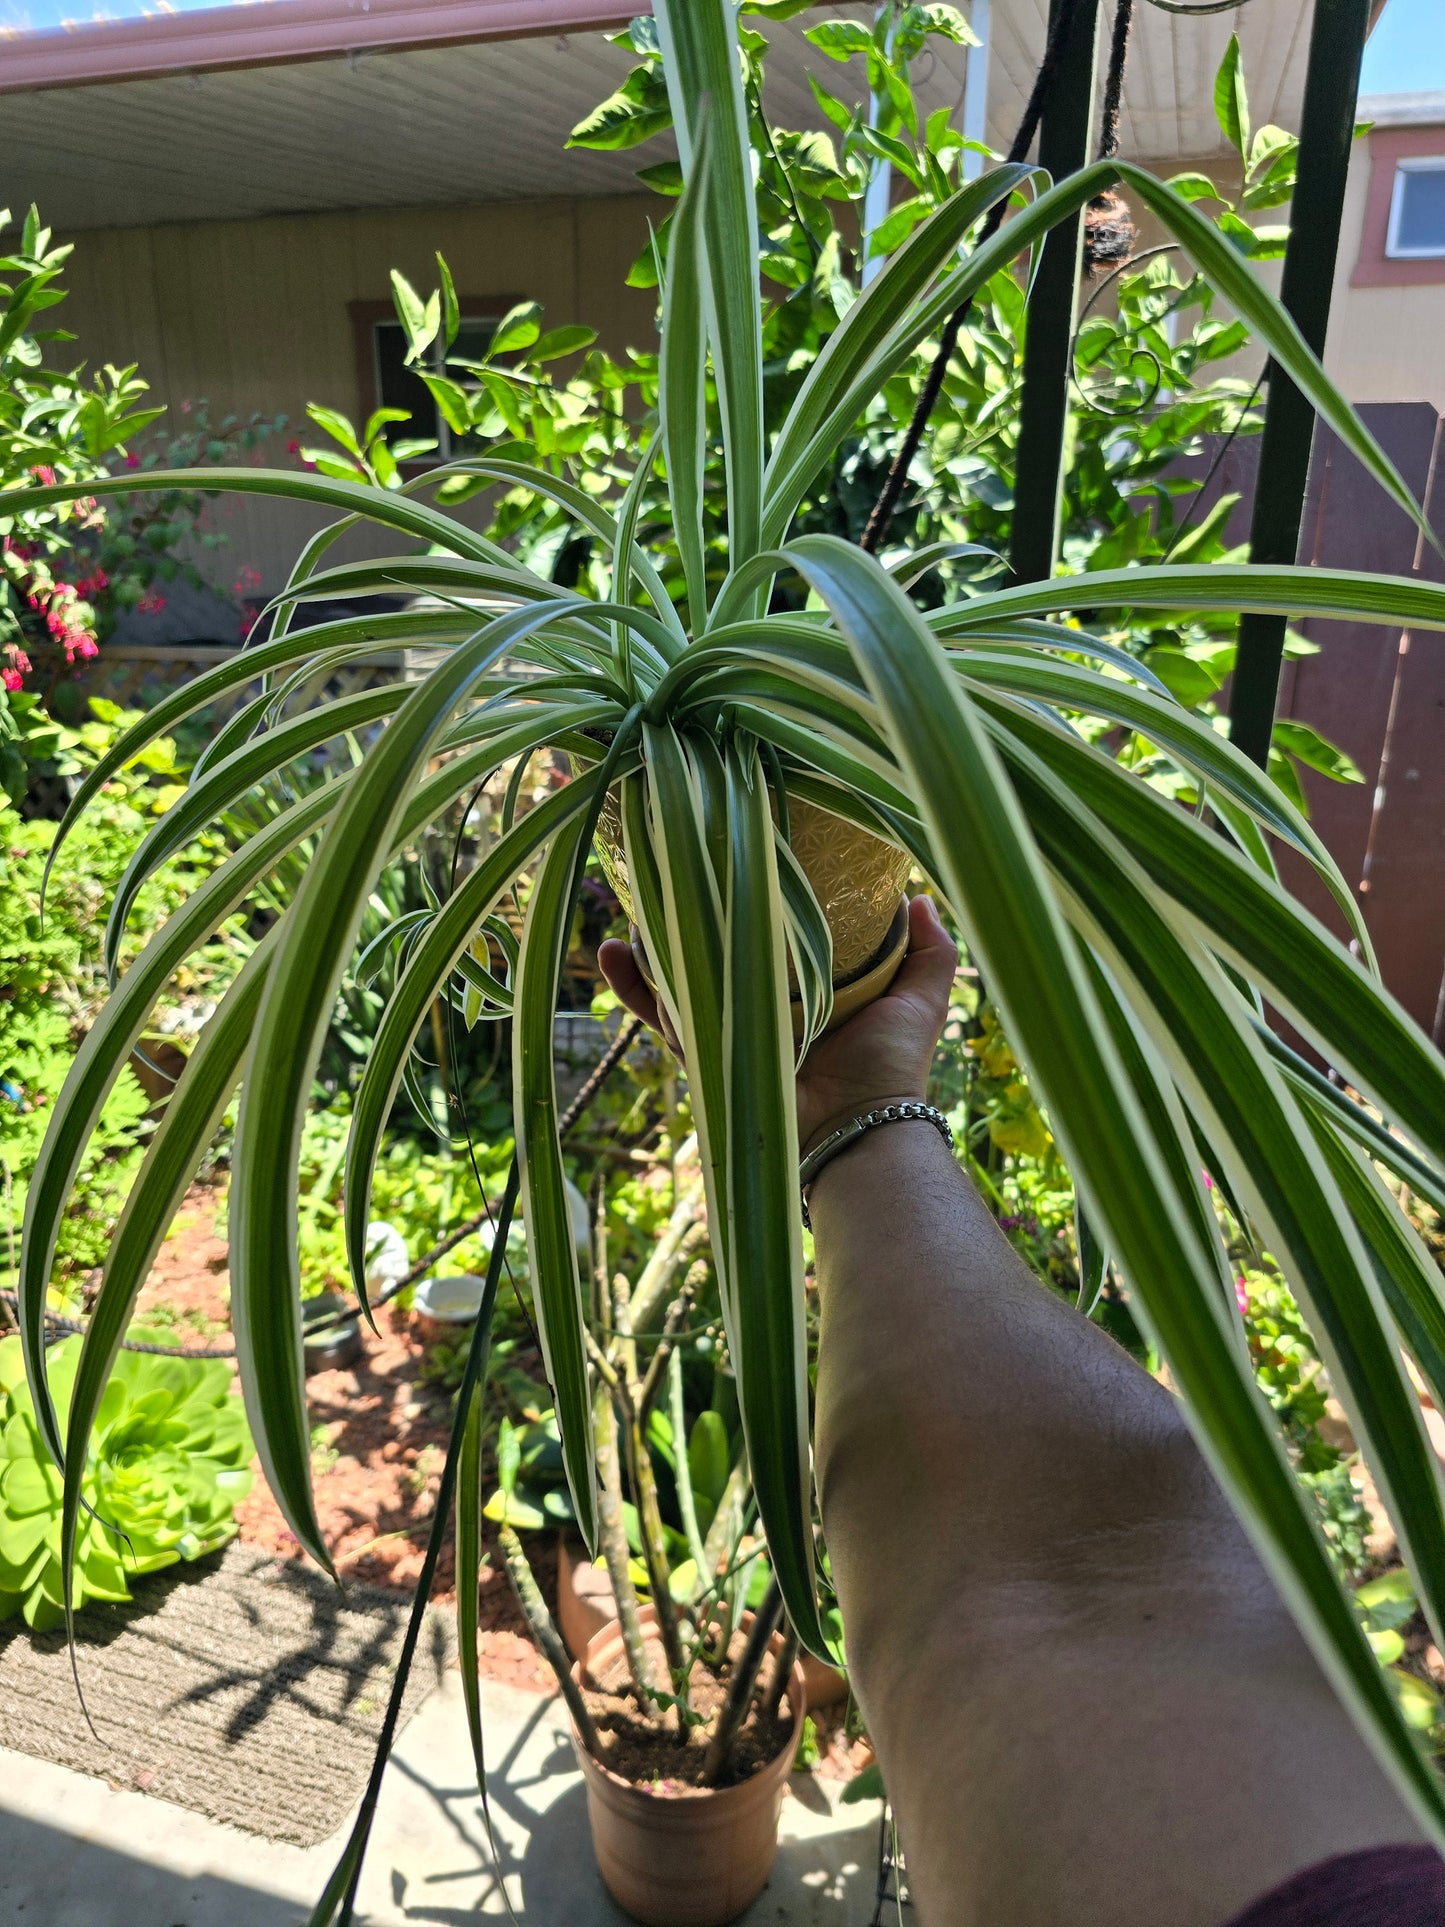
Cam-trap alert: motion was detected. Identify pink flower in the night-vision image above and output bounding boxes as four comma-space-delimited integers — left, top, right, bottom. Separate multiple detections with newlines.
137, 591, 167, 615
30, 464, 56, 485
286, 440, 301, 455
1, 667, 23, 691
73, 636, 99, 660
125, 452, 140, 470
1235, 1276, 1250, 1317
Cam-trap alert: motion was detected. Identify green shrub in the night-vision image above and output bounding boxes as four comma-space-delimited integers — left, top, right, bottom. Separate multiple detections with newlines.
0, 1334, 252, 1630
0, 700, 239, 1295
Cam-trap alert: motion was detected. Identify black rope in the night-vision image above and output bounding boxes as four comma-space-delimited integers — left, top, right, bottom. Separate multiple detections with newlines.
1097, 0, 1135, 161
1160, 367, 1266, 562
860, 0, 1088, 554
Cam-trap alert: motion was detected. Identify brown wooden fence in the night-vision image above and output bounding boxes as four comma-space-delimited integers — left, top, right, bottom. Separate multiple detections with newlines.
1171, 400, 1445, 1042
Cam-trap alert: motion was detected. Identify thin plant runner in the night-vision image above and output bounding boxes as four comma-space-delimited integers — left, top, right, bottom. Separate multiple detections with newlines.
11, 0, 1445, 1917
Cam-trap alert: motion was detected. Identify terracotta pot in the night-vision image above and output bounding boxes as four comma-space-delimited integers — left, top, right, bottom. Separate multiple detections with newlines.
595, 786, 912, 1037
570, 1606, 808, 1927
558, 1537, 849, 1712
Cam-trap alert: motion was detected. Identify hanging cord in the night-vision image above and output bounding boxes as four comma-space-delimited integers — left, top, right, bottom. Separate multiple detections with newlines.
1097, 0, 1134, 161
860, 0, 1087, 554
1082, 0, 1140, 275
1160, 365, 1267, 561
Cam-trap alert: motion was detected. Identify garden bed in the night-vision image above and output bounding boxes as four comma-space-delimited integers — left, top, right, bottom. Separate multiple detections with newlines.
119, 1181, 868, 1777
132, 1180, 555, 1696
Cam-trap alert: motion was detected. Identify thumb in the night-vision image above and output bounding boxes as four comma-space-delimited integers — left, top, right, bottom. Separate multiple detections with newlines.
886, 895, 958, 1009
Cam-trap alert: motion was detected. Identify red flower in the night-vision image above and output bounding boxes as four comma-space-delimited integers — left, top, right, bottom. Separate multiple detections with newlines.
125, 452, 141, 470
1, 668, 22, 692
287, 440, 301, 455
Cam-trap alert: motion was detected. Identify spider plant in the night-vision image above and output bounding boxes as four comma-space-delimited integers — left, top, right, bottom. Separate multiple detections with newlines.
15, 0, 1445, 1876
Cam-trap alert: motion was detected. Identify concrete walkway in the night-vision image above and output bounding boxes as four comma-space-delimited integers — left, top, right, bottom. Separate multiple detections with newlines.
0, 1668, 888, 1925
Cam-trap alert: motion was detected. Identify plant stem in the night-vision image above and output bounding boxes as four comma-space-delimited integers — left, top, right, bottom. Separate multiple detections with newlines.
763, 1623, 801, 1725
610, 1262, 638, 1390
627, 1177, 705, 1333
668, 1344, 711, 1578
624, 1398, 689, 1696
498, 1525, 605, 1757
696, 1458, 751, 1658
330, 1157, 520, 1927
699, 1578, 786, 1788
636, 1264, 703, 1414
593, 1378, 658, 1702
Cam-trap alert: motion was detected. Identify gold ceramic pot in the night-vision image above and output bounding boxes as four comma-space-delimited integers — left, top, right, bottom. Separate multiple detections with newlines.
594, 786, 912, 1037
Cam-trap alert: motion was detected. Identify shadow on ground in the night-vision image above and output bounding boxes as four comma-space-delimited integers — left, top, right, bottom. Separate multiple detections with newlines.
0, 1808, 310, 1927
381, 1694, 886, 1925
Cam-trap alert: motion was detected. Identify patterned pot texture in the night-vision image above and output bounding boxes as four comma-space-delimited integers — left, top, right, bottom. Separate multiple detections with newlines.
594, 786, 912, 1038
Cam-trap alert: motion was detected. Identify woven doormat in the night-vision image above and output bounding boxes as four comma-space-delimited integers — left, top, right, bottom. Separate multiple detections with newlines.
0, 1545, 455, 1847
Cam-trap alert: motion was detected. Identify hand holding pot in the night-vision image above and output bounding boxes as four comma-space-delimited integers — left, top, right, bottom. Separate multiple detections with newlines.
597, 893, 957, 1150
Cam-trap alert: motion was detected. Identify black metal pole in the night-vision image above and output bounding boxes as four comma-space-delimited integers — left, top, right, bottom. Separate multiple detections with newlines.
1226, 0, 1373, 766
1008, 0, 1104, 585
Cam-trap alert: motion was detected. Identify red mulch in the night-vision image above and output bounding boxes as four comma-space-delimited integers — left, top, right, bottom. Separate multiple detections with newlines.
133, 1183, 554, 1695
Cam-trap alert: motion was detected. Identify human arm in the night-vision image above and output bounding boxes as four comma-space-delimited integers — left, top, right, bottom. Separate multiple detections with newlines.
601, 897, 1423, 1926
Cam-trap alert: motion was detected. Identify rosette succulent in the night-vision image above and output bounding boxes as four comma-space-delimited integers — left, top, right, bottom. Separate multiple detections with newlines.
0, 1336, 252, 1630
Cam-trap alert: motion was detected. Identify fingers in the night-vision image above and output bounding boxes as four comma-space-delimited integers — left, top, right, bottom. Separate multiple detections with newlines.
597, 937, 663, 1033
889, 895, 959, 1007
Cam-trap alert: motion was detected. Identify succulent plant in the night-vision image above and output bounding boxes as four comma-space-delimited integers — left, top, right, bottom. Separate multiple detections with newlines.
0, 1336, 252, 1630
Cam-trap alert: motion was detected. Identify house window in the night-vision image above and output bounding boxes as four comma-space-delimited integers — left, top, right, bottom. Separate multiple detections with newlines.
371, 316, 498, 458
349, 298, 521, 464
1386, 157, 1445, 259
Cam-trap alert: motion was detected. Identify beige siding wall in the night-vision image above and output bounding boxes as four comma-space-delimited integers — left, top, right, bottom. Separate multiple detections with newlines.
1326, 147, 1445, 412
58, 195, 660, 600
55, 157, 1443, 619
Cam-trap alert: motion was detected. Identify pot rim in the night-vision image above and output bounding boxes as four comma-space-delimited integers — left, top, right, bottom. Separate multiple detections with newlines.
567, 1606, 808, 1805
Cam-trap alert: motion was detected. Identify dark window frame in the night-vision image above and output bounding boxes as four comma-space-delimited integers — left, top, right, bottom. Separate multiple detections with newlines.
348, 295, 524, 466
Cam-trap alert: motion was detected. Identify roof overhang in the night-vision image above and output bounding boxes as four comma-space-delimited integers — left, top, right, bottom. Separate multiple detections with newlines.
0, 0, 637, 95
1359, 91, 1445, 130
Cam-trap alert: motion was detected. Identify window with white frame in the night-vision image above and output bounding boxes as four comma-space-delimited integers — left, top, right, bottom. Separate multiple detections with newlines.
1386, 156, 1445, 259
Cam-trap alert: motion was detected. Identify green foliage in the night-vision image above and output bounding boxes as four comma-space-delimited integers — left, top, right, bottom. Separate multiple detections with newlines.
1355, 1569, 1445, 1745
1, 700, 238, 1293
14, 0, 1445, 1874
0, 1334, 252, 1629
0, 206, 281, 797
1240, 1258, 1373, 1575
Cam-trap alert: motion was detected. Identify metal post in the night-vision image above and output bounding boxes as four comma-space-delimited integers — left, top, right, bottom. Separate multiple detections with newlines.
1226, 0, 1373, 766
1007, 0, 1104, 585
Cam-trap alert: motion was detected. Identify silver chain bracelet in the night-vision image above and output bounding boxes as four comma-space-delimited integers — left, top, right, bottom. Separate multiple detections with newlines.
799, 1101, 954, 1231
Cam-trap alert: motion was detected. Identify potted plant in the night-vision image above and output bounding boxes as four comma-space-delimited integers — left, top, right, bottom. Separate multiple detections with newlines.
487, 1181, 808, 1926
14, 0, 1445, 1912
